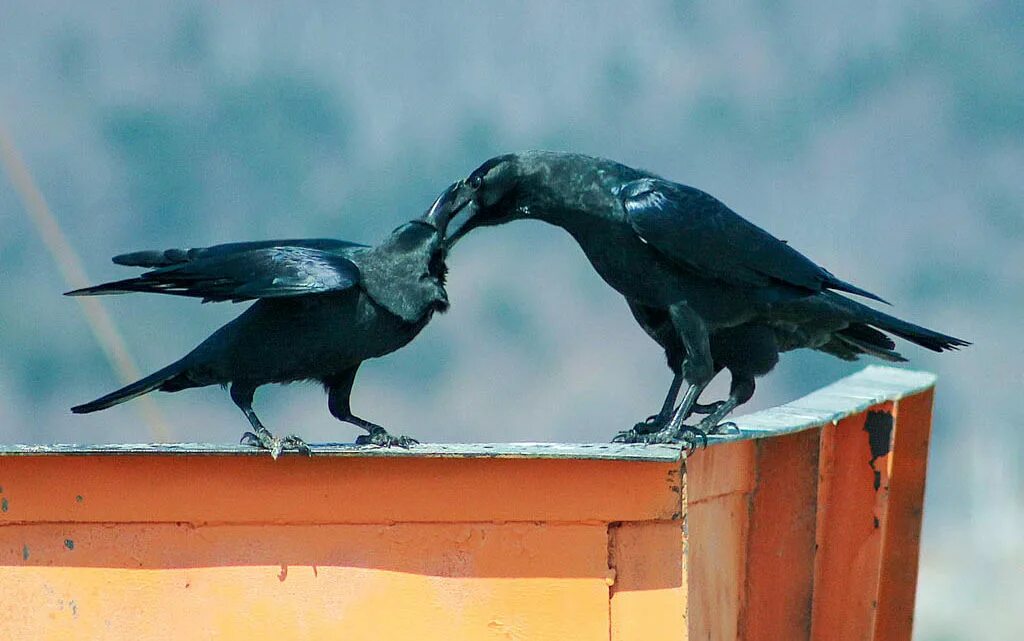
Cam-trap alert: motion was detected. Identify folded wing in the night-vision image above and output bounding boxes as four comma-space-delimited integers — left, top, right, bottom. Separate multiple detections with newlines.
67, 242, 361, 303
111, 238, 365, 267
619, 178, 887, 303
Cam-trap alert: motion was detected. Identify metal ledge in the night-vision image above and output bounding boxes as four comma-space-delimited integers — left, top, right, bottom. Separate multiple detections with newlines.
0, 366, 934, 460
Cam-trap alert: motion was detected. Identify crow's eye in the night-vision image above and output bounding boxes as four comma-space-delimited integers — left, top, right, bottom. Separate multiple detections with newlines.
467, 174, 483, 190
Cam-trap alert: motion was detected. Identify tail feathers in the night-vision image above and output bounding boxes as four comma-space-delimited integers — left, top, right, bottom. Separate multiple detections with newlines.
839, 323, 897, 351
824, 274, 890, 305
72, 361, 191, 414
835, 326, 908, 363
867, 312, 970, 353
65, 278, 163, 297
826, 292, 971, 353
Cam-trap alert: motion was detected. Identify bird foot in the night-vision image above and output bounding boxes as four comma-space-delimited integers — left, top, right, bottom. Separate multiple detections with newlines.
708, 421, 740, 435
612, 418, 663, 443
355, 426, 419, 448
240, 429, 312, 459
612, 423, 708, 454
614, 414, 664, 441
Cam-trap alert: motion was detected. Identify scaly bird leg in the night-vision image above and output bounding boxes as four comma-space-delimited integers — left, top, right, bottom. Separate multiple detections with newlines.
619, 371, 684, 441
231, 383, 311, 459
347, 415, 419, 448
693, 377, 755, 436
326, 369, 418, 448
614, 380, 712, 452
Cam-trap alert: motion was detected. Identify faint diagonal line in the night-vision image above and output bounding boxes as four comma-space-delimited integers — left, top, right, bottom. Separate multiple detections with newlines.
0, 121, 171, 441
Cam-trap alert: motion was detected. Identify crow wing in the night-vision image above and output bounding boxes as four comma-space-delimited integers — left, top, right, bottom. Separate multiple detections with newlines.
111, 238, 366, 267
618, 178, 886, 303
67, 243, 361, 303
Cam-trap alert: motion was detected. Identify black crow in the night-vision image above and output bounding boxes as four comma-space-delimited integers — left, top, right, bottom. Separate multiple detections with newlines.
445, 152, 968, 445
68, 183, 467, 457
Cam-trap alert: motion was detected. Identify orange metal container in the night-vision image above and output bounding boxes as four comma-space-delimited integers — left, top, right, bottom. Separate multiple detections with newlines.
0, 366, 935, 640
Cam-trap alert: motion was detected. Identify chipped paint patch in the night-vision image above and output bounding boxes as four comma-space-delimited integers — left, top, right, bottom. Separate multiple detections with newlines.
1, 497, 7, 512
22, 544, 29, 561
64, 539, 75, 551
863, 411, 894, 491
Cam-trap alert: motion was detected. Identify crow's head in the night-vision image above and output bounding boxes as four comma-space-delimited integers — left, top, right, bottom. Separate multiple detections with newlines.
446, 151, 629, 247
446, 153, 536, 246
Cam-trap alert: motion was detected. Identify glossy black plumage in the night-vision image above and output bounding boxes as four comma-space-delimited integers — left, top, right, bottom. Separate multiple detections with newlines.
618, 178, 887, 303
446, 151, 968, 445
68, 183, 465, 457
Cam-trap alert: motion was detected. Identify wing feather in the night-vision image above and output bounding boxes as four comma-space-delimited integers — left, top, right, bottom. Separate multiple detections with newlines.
68, 245, 360, 302
619, 178, 886, 303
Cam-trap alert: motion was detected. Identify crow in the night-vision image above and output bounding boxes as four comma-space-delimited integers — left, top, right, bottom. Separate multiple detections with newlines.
444, 152, 969, 446
68, 182, 467, 457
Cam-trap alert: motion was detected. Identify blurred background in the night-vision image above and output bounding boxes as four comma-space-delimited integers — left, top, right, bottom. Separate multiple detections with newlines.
0, 1, 1019, 637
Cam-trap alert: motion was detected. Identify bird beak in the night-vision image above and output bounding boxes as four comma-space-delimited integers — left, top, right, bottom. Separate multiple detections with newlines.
444, 184, 480, 249
422, 181, 473, 238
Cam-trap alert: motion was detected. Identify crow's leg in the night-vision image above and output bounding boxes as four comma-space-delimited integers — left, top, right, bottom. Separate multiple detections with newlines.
694, 377, 755, 435
624, 301, 694, 431
619, 371, 684, 441
615, 306, 717, 450
655, 370, 685, 421
326, 368, 418, 448
347, 415, 419, 448
615, 381, 715, 449
232, 383, 310, 459
615, 369, 724, 442
690, 401, 724, 415
640, 375, 756, 448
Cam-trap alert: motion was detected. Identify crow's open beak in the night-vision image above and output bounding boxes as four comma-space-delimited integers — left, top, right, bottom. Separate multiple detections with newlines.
443, 184, 480, 249
422, 181, 473, 239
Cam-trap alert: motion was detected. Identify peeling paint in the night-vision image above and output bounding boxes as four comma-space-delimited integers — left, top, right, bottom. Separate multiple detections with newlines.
278, 564, 288, 582
76, 495, 84, 503
1, 497, 7, 512
863, 411, 894, 491
64, 539, 75, 551
22, 544, 29, 561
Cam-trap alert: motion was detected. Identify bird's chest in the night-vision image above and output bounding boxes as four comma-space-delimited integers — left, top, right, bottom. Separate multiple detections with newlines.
257, 294, 423, 373
337, 294, 426, 356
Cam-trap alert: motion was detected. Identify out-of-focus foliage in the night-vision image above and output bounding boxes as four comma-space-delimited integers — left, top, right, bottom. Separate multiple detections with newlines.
0, 2, 1020, 638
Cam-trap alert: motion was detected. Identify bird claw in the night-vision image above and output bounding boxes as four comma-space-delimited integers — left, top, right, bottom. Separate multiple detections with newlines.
613, 410, 673, 442
613, 418, 662, 443
355, 427, 418, 448
240, 430, 311, 459
611, 423, 708, 454
708, 420, 740, 435
611, 429, 637, 443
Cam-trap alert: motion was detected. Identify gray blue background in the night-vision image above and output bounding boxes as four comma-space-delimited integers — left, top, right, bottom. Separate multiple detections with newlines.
1, 2, 1020, 637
